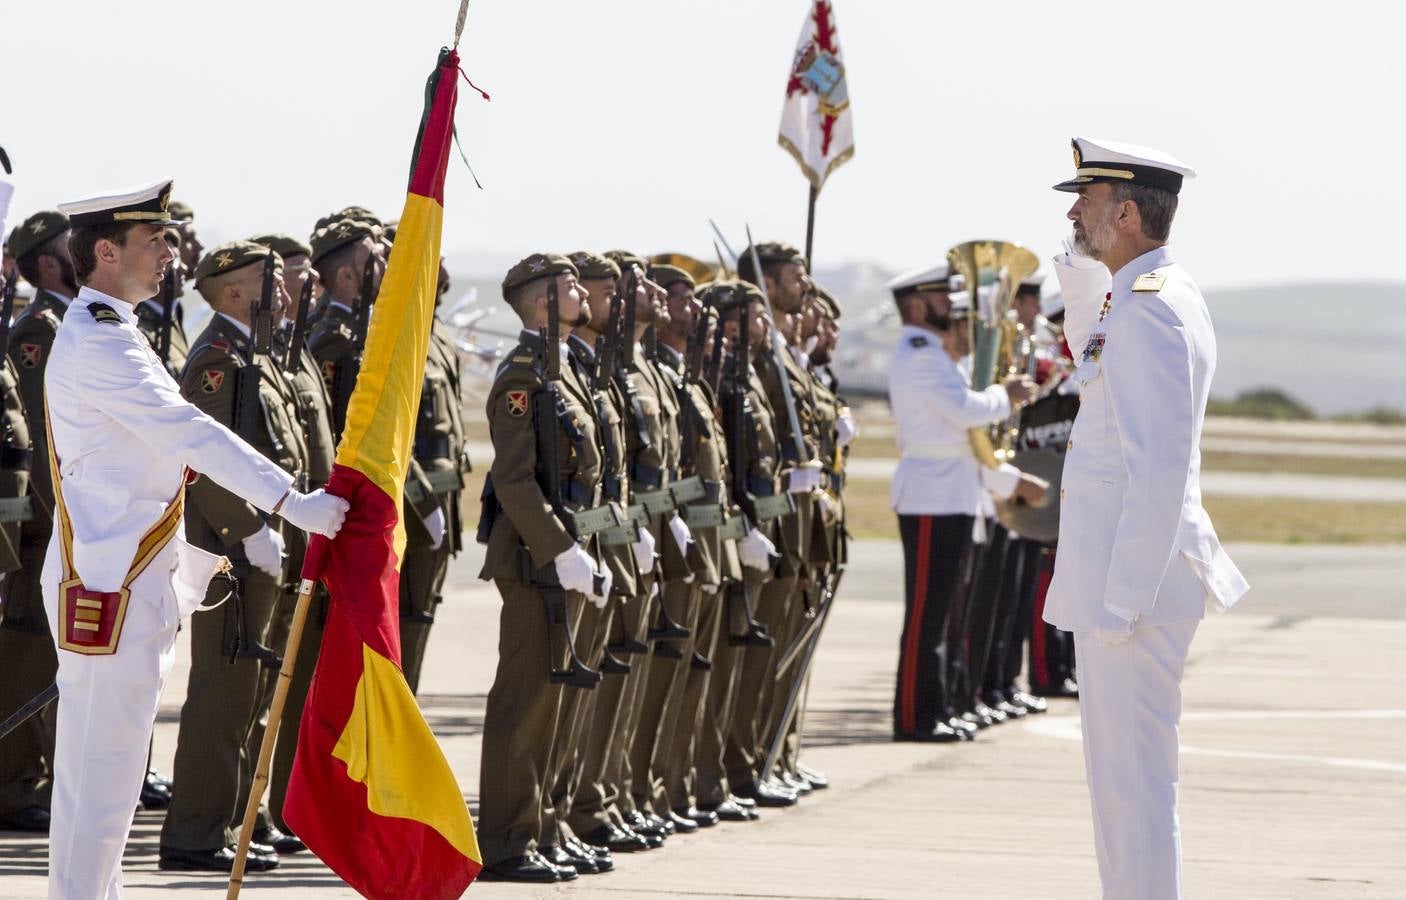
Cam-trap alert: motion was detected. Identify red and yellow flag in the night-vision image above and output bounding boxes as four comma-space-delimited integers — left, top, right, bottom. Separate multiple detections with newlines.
284, 47, 482, 899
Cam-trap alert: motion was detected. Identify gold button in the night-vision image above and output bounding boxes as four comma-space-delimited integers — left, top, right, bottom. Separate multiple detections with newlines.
220, 527, 230, 535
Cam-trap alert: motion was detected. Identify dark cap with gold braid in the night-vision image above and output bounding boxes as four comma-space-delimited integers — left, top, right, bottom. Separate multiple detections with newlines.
58, 178, 178, 229
1053, 137, 1196, 195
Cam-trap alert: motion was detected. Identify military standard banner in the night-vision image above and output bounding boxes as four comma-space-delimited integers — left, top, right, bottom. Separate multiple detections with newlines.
778, 0, 855, 193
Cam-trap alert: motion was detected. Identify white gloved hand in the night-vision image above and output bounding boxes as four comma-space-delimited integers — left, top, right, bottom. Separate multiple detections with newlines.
423, 506, 446, 550
242, 525, 285, 578
738, 527, 776, 571
787, 463, 821, 494
589, 563, 613, 610
632, 525, 656, 574
279, 488, 350, 538
667, 513, 693, 554
1096, 605, 1137, 647
553, 544, 598, 596
836, 410, 859, 447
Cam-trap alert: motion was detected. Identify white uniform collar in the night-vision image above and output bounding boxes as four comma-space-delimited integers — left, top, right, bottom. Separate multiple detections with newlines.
328, 299, 355, 315
1111, 245, 1174, 295
76, 286, 137, 323
217, 312, 252, 339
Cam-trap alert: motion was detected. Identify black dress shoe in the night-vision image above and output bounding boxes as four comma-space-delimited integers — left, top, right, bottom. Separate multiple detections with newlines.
624, 810, 668, 840
946, 716, 978, 738
733, 780, 798, 807
158, 845, 279, 873
893, 722, 964, 743
960, 708, 994, 729
140, 774, 172, 810
644, 810, 676, 835
478, 853, 563, 883
566, 836, 613, 869
1010, 690, 1048, 714
582, 823, 650, 853
677, 805, 719, 828
543, 843, 601, 874
796, 763, 829, 789
973, 700, 1007, 725
732, 794, 758, 810
699, 799, 754, 822
775, 772, 812, 795
252, 825, 307, 854
0, 805, 50, 833
665, 809, 699, 833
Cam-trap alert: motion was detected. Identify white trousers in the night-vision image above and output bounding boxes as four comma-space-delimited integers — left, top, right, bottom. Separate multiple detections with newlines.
44, 570, 179, 900
1073, 619, 1198, 900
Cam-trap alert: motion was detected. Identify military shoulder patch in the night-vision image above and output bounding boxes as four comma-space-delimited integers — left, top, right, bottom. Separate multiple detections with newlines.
506, 389, 529, 417
88, 302, 122, 325
1132, 272, 1167, 293
199, 369, 225, 393
18, 343, 42, 369
908, 335, 929, 348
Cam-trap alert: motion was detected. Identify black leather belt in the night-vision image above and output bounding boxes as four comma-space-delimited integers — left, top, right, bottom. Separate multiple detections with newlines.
631, 462, 663, 489
0, 445, 32, 472
747, 475, 777, 497
415, 436, 452, 459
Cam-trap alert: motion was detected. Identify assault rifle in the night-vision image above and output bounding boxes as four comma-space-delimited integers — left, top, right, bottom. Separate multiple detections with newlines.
156, 259, 178, 367
534, 276, 602, 689
283, 274, 314, 376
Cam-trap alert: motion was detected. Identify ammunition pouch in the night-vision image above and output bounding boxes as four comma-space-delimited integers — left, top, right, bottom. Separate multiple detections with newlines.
0, 496, 33, 524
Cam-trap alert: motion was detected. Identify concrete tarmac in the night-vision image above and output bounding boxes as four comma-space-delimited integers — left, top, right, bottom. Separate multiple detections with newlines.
2, 540, 1403, 898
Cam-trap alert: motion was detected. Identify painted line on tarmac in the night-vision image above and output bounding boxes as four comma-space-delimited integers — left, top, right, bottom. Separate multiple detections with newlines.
1025, 710, 1406, 774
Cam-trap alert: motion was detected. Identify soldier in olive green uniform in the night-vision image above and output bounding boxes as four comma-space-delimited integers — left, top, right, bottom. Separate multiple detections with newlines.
398, 266, 471, 693
649, 264, 743, 827
735, 242, 828, 803
247, 233, 334, 846
476, 254, 613, 884
546, 252, 646, 853
132, 228, 190, 377
158, 242, 307, 873
0, 210, 74, 831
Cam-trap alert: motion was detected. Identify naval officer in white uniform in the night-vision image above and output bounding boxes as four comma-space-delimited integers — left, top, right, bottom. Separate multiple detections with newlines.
886, 266, 1043, 742
42, 179, 348, 899
1045, 138, 1249, 899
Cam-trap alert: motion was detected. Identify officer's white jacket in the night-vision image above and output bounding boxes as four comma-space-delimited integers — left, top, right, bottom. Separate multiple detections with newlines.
42, 287, 294, 613
888, 324, 1012, 516
1044, 247, 1248, 632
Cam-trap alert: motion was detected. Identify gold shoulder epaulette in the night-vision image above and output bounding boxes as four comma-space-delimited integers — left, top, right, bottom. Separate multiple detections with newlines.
1132, 272, 1167, 293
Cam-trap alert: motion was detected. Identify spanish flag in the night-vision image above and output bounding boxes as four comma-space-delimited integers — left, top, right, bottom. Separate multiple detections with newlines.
283, 47, 482, 899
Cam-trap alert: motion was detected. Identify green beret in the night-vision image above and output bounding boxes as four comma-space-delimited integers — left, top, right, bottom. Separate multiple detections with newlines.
250, 232, 312, 261
569, 250, 620, 281
194, 240, 279, 286
335, 206, 382, 227
737, 240, 804, 284
309, 218, 376, 265
9, 211, 70, 262
501, 253, 579, 302
167, 200, 195, 222
648, 263, 694, 290
698, 281, 745, 312
813, 284, 841, 320
604, 249, 646, 276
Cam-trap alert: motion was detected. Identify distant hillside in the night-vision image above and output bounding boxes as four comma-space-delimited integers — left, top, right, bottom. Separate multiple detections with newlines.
440, 255, 1404, 418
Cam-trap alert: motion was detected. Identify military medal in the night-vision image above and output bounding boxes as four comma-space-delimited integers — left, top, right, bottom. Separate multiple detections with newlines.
1081, 333, 1106, 363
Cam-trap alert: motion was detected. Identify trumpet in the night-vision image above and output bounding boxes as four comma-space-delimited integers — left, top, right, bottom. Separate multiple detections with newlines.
946, 239, 1039, 467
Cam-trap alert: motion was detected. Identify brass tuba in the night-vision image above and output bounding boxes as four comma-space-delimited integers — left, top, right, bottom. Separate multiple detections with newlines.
945, 240, 1040, 467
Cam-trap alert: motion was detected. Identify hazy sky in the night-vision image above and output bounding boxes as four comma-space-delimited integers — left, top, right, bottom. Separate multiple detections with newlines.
3, 1, 1401, 290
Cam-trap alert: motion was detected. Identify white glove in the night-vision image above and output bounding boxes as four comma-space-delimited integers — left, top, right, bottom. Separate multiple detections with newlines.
423, 506, 446, 550
1096, 605, 1137, 647
738, 527, 776, 571
632, 525, 656, 574
553, 544, 598, 596
279, 488, 350, 538
787, 463, 822, 494
242, 525, 285, 578
589, 563, 613, 610
836, 410, 858, 447
667, 513, 693, 554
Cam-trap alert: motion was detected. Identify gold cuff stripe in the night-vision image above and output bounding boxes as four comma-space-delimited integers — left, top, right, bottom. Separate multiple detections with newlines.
1076, 166, 1135, 180
75, 597, 103, 610
75, 609, 102, 622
